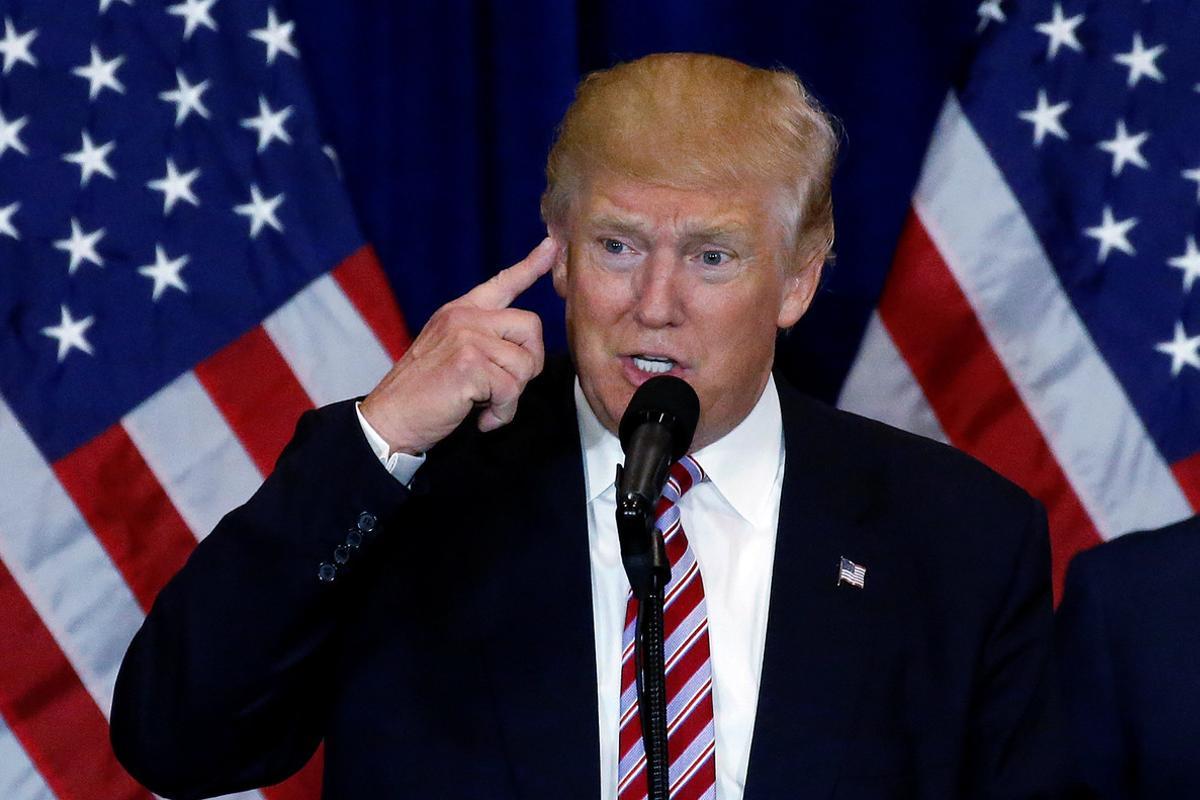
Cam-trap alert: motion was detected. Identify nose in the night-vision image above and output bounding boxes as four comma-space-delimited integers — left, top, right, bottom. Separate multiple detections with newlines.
631, 250, 685, 328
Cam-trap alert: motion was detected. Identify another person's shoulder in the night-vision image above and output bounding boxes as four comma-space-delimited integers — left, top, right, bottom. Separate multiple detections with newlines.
1064, 514, 1200, 596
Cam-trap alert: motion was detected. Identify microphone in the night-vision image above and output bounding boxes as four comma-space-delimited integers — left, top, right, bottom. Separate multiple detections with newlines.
615, 375, 700, 597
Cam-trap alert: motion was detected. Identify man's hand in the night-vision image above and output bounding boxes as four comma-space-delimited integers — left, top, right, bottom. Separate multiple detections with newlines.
359, 237, 558, 455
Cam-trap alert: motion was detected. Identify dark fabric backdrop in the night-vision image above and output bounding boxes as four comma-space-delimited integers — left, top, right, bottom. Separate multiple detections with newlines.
287, 0, 978, 402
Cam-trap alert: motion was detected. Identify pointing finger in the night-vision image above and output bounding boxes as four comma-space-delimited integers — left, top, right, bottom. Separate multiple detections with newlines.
462, 237, 558, 310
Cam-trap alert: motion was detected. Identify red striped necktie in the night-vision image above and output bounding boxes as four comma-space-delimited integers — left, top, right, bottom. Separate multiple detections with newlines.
617, 455, 716, 800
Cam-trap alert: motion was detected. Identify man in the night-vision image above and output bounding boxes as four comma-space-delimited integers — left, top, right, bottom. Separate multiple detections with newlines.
111, 53, 1064, 798
1056, 514, 1200, 798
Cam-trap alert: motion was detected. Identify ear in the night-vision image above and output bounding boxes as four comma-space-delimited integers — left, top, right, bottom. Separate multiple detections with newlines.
777, 255, 824, 328
549, 227, 570, 299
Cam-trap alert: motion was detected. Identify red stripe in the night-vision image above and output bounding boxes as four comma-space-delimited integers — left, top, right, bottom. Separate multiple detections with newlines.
331, 244, 412, 361
261, 741, 324, 800
195, 326, 314, 475
661, 690, 713, 790
53, 425, 197, 610
1170, 454, 1200, 512
879, 211, 1103, 601
671, 743, 717, 800
0, 560, 152, 800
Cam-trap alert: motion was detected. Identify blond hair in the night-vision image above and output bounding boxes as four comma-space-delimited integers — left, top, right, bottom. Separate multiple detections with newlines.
541, 52, 838, 268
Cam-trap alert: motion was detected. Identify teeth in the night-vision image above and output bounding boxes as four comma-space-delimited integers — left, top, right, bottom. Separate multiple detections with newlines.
633, 356, 675, 374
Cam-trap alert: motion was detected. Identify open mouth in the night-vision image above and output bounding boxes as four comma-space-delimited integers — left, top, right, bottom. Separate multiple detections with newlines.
631, 354, 676, 374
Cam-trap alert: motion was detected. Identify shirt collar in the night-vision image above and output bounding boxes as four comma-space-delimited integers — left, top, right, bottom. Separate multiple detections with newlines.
575, 375, 784, 528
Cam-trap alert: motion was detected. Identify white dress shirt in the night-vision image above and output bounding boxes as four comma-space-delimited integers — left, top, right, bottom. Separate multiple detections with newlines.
357, 380, 785, 799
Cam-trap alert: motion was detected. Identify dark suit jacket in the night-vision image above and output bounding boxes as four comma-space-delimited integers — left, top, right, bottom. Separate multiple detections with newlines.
1056, 514, 1200, 798
111, 357, 1065, 799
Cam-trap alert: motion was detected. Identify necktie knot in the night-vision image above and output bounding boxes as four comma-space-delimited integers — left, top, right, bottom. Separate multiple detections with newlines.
660, 455, 706, 508
655, 456, 705, 569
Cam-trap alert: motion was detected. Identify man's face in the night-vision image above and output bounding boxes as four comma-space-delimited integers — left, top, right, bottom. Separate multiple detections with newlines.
552, 173, 821, 450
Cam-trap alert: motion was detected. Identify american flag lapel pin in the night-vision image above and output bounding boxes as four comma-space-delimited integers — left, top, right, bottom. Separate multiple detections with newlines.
837, 556, 866, 589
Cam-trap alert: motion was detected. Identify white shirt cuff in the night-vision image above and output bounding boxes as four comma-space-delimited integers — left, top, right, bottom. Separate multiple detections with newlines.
355, 401, 426, 487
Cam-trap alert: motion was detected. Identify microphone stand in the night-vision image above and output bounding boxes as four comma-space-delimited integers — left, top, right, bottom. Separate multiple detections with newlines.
617, 465, 672, 800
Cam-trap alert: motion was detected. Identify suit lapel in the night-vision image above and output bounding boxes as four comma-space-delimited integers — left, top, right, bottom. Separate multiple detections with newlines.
742, 379, 895, 799
475, 360, 601, 798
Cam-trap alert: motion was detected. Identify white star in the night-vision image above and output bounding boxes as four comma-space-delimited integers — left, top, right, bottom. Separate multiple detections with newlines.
1034, 4, 1084, 60
41, 305, 95, 362
99, 0, 135, 12
234, 183, 284, 238
1113, 33, 1166, 88
1083, 206, 1137, 263
62, 131, 117, 187
1169, 237, 1200, 293
1097, 119, 1149, 176
0, 17, 37, 74
240, 95, 293, 153
977, 0, 1005, 31
146, 158, 201, 214
72, 45, 125, 100
249, 8, 298, 64
0, 201, 18, 240
159, 69, 211, 127
53, 217, 105, 274
138, 244, 190, 301
1155, 322, 1200, 377
1183, 166, 1200, 202
0, 106, 30, 159
1017, 89, 1070, 146
167, 0, 218, 40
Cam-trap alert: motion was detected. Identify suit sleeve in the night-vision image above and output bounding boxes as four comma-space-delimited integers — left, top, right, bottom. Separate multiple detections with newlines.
110, 399, 412, 800
1055, 550, 1129, 799
964, 499, 1070, 799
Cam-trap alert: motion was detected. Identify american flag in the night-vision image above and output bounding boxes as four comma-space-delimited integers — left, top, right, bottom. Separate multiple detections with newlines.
837, 556, 866, 589
0, 0, 409, 797
839, 0, 1199, 597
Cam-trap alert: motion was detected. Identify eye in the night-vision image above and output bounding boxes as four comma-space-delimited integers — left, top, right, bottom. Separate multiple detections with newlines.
602, 238, 629, 254
700, 250, 730, 267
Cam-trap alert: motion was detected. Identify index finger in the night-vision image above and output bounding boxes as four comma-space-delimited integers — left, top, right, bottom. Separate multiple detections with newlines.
462, 237, 558, 310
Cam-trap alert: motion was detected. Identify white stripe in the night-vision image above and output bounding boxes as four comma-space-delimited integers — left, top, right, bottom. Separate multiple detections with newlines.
0, 716, 56, 800
838, 312, 949, 444
123, 371, 263, 540
910, 94, 1191, 538
0, 398, 143, 717
264, 273, 394, 407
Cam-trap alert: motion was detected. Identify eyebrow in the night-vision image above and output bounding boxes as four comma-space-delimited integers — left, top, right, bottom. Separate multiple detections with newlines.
586, 214, 651, 238
586, 215, 749, 244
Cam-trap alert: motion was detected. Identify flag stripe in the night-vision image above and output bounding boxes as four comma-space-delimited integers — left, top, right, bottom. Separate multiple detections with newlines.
1170, 455, 1200, 511
0, 715, 56, 800
123, 372, 263, 541
331, 245, 412, 361
838, 312, 950, 444
0, 397, 144, 716
0, 559, 150, 800
913, 95, 1192, 538
53, 425, 197, 611
259, 743, 325, 800
195, 325, 316, 476
879, 211, 1102, 594
263, 274, 394, 407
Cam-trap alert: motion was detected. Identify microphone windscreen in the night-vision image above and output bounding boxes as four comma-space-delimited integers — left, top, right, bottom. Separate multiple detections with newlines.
618, 376, 700, 459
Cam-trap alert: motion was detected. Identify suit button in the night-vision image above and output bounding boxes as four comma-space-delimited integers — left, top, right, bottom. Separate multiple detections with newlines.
333, 545, 350, 565
356, 511, 377, 535
345, 529, 363, 550
317, 562, 337, 583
